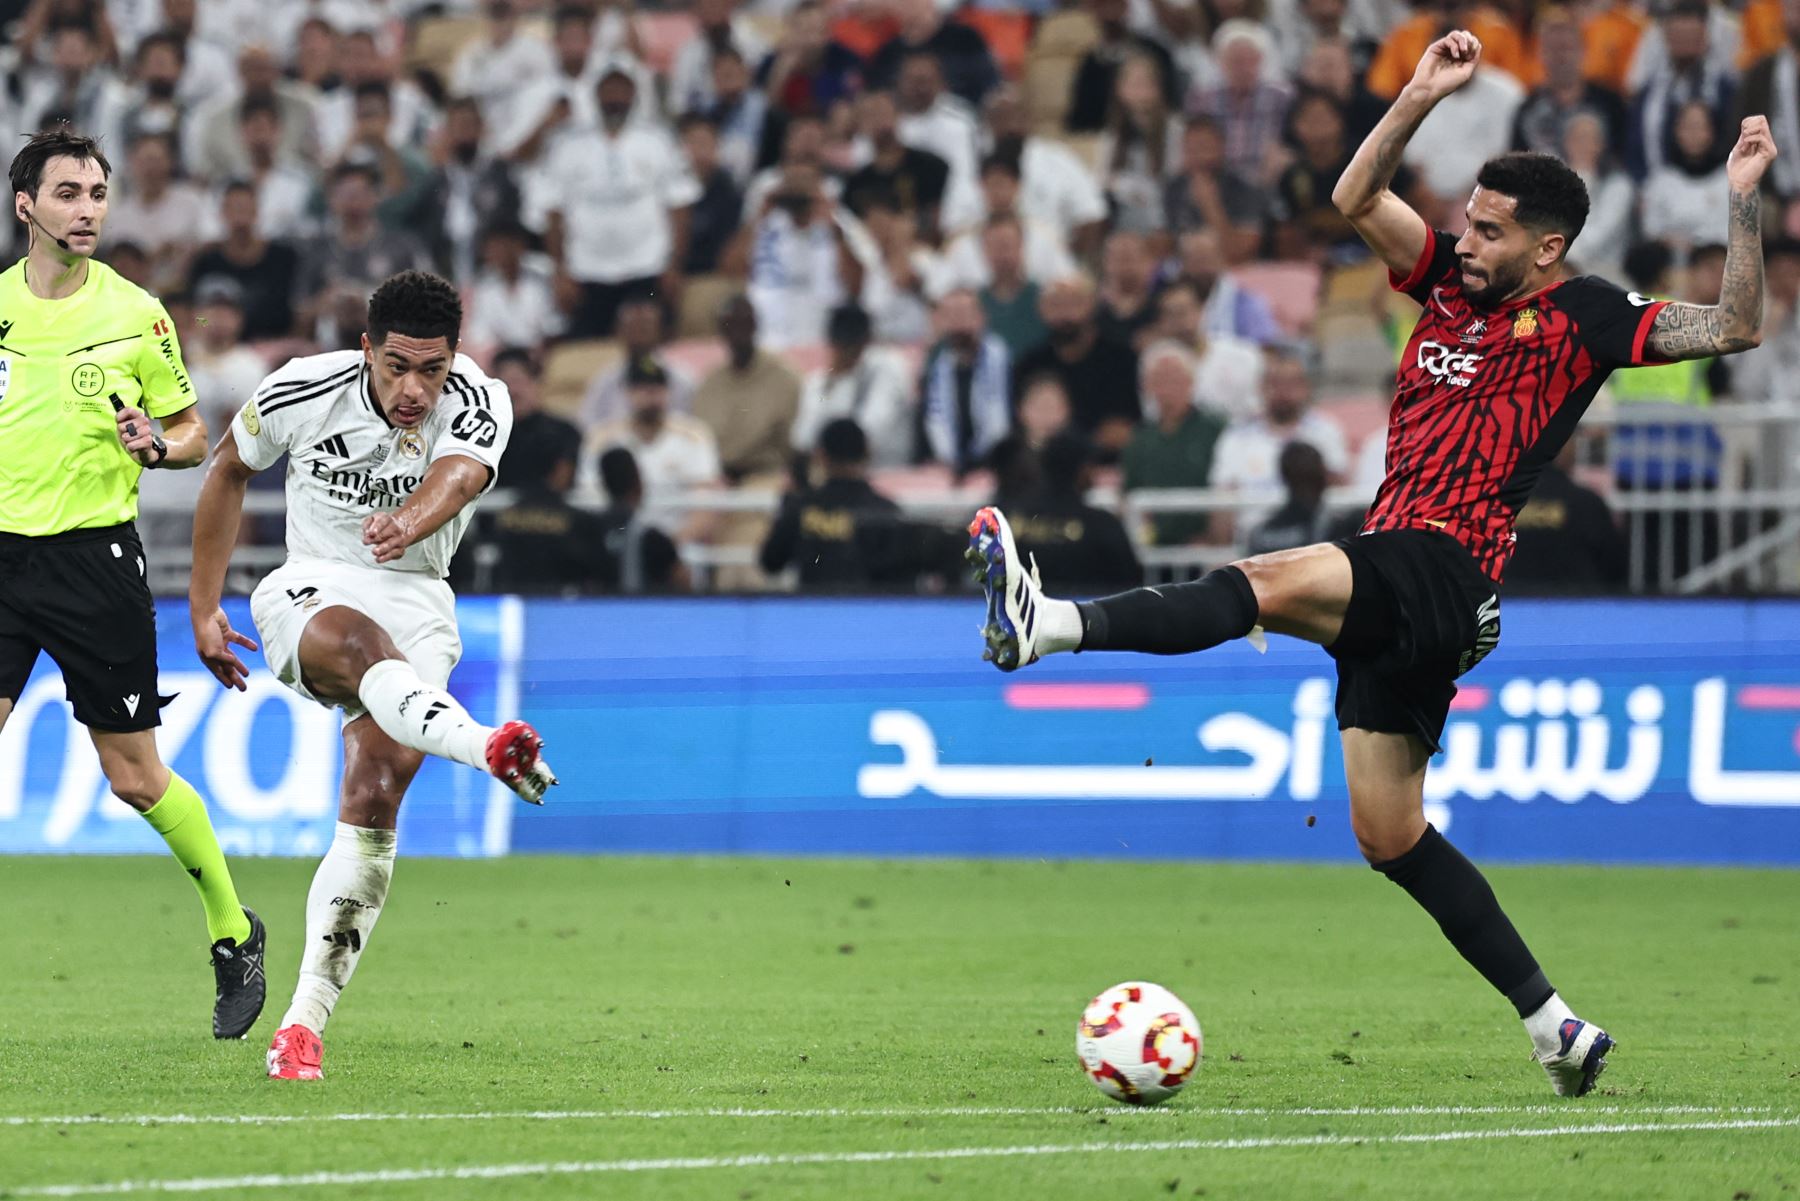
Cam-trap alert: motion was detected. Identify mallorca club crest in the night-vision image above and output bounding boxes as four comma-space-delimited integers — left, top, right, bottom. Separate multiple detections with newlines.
1512, 308, 1539, 338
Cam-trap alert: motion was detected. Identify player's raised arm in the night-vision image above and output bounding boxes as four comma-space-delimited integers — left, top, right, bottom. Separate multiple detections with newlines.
189, 428, 261, 690
1332, 31, 1482, 276
1645, 116, 1778, 361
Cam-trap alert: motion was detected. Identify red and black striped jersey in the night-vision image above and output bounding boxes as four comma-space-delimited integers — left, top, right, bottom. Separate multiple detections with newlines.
1362, 228, 1669, 583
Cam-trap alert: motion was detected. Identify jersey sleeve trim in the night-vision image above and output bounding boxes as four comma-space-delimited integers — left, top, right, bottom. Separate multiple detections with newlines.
1630, 300, 1669, 364
1391, 227, 1438, 294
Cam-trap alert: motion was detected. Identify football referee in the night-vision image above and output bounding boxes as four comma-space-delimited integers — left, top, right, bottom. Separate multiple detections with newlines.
0, 130, 266, 1038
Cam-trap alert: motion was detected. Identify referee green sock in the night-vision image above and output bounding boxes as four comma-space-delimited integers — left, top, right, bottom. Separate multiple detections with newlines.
141, 774, 253, 947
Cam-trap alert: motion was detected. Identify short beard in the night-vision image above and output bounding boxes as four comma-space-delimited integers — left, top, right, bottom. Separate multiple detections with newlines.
1464, 257, 1530, 310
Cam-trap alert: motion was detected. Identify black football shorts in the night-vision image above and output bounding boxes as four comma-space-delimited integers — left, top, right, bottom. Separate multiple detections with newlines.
0, 522, 166, 733
1327, 529, 1500, 753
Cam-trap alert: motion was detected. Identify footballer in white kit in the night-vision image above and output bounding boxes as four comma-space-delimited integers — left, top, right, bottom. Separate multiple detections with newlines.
187, 271, 557, 1082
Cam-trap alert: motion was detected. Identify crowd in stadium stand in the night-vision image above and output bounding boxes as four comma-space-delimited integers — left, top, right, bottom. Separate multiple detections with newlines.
3, 0, 1796, 595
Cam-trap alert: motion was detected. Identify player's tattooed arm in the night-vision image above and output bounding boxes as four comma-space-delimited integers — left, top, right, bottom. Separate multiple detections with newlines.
1648, 117, 1778, 361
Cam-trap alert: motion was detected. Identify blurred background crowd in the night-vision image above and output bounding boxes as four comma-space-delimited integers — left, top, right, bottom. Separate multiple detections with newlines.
3, 0, 1797, 597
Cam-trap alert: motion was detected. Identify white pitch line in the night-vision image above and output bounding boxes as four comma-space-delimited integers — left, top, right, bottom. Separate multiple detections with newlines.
0, 1104, 1774, 1128
8, 1117, 1799, 1197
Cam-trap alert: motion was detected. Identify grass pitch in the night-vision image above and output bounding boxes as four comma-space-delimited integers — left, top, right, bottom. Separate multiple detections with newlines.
0, 855, 1796, 1200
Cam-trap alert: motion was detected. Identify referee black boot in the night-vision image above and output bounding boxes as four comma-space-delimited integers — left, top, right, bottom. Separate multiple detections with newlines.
210, 907, 267, 1039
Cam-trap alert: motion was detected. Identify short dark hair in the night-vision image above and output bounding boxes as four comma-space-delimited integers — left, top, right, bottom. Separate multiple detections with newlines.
10, 128, 111, 200
331, 160, 381, 190
1475, 152, 1589, 254
676, 112, 718, 135
136, 30, 185, 65
599, 446, 643, 501
826, 302, 872, 347
492, 345, 539, 377
238, 93, 281, 124
979, 152, 1021, 181
367, 270, 463, 347
353, 80, 393, 108
818, 417, 869, 465
1623, 240, 1674, 292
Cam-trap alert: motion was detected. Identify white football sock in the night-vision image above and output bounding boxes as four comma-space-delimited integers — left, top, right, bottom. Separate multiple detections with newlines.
357, 658, 491, 771
1523, 991, 1578, 1057
280, 822, 396, 1036
1038, 597, 1084, 654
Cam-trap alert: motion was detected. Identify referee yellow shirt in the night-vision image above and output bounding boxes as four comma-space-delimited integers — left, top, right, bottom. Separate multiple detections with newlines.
0, 259, 195, 536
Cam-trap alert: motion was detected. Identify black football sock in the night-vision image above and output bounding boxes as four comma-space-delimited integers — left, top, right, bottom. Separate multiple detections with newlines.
1073, 566, 1258, 655
1373, 825, 1554, 1017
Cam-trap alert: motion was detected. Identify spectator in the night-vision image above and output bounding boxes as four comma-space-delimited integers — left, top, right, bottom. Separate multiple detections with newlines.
672, 0, 771, 115
187, 44, 318, 183
1212, 348, 1348, 534
1186, 20, 1292, 185
938, 156, 1078, 291
451, 0, 558, 143
290, 16, 341, 95
541, 66, 700, 338
587, 356, 725, 508
487, 422, 612, 595
1097, 230, 1161, 349
895, 51, 984, 232
743, 160, 865, 348
1404, 56, 1525, 204
105, 132, 211, 295
337, 82, 436, 234
119, 32, 192, 147
701, 45, 772, 186
224, 94, 316, 241
187, 180, 300, 340
1164, 115, 1270, 263
1739, 0, 1800, 201
918, 289, 1012, 473
1013, 276, 1142, 454
1626, 0, 1735, 180
844, 88, 951, 238
16, 21, 130, 153
743, 113, 839, 222
1295, 35, 1387, 146
761, 418, 912, 589
1731, 237, 1800, 404
1268, 0, 1375, 79
1123, 340, 1229, 546
1271, 89, 1359, 259
1066, 0, 1180, 132
679, 115, 747, 274
1562, 111, 1634, 279
1505, 442, 1627, 593
502, 5, 605, 165
597, 447, 688, 593
107, 240, 154, 289
581, 293, 697, 428
464, 221, 566, 354
1511, 6, 1628, 158
1010, 433, 1143, 592
793, 304, 916, 468
1098, 53, 1185, 234
858, 194, 940, 345
297, 163, 434, 342
1642, 99, 1732, 253
1177, 229, 1285, 347
313, 29, 432, 162
983, 85, 1108, 254
692, 295, 803, 484
1364, 1, 1531, 101
493, 347, 583, 491
156, 0, 237, 111
1247, 441, 1355, 554
977, 215, 1050, 359
429, 97, 523, 286
1015, 373, 1075, 452
760, 0, 863, 118
866, 0, 1000, 107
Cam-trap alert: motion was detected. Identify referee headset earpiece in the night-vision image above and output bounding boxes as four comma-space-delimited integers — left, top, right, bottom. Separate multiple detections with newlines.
20, 204, 71, 252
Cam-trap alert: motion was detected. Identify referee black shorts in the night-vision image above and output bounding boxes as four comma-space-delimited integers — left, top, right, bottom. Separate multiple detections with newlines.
0, 522, 166, 733
1326, 530, 1501, 754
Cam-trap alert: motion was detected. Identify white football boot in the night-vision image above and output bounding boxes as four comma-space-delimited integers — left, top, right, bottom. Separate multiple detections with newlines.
1536, 1017, 1616, 1097
966, 506, 1044, 672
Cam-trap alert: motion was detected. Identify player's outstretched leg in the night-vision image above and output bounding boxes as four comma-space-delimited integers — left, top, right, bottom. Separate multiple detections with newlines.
93, 731, 267, 1039
1345, 730, 1614, 1096
270, 721, 414, 1080
968, 505, 1266, 670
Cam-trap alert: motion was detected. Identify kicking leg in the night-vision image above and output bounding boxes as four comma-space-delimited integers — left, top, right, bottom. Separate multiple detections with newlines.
1344, 728, 1613, 1096
297, 606, 555, 801
91, 727, 266, 1039
268, 718, 416, 1080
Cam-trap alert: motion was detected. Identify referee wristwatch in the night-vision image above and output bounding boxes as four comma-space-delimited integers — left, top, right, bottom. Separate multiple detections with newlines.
146, 434, 168, 467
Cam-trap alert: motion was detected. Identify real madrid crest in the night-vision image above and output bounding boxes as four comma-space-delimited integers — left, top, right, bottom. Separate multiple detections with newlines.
1512, 308, 1538, 338
398, 430, 425, 459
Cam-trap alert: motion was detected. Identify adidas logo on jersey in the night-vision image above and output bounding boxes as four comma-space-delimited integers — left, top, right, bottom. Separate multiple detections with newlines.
312, 434, 350, 458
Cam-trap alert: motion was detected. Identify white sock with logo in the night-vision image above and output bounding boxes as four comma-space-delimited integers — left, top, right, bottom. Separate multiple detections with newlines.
1523, 991, 1578, 1057
357, 659, 491, 772
1037, 597, 1084, 654
280, 822, 396, 1036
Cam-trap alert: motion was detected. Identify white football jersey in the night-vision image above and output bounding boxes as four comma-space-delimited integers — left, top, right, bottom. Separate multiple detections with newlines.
232, 350, 513, 578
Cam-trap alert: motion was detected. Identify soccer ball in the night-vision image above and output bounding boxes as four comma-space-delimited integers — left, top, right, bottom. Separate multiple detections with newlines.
1076, 981, 1203, 1106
